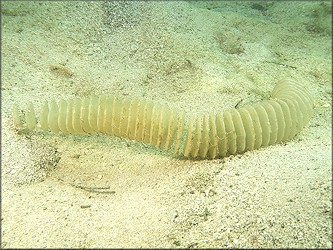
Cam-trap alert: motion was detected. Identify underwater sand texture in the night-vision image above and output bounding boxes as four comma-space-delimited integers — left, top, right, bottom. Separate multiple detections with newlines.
1, 1, 332, 248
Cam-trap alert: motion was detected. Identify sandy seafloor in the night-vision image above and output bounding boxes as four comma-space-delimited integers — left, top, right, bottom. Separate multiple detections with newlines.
1, 1, 332, 248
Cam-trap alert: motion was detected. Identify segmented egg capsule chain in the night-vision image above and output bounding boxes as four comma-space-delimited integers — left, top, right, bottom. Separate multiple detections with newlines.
13, 80, 313, 159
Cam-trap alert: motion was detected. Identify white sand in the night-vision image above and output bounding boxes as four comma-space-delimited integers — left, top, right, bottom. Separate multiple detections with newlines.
1, 1, 332, 248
